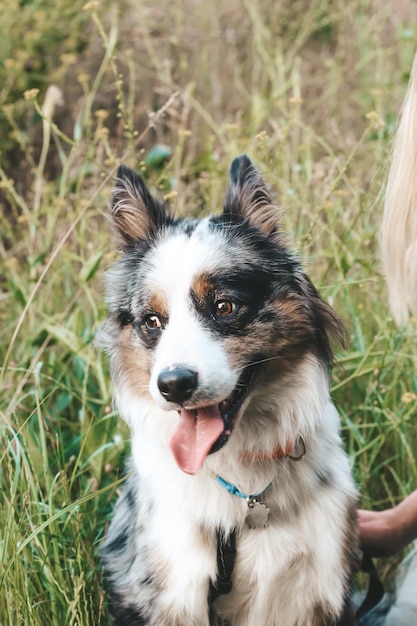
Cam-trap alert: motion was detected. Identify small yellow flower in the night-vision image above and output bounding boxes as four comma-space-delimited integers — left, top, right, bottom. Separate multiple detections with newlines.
0, 179, 14, 189
23, 88, 39, 101
163, 190, 178, 201
95, 127, 109, 140
77, 71, 91, 85
255, 130, 269, 143
401, 392, 417, 404
178, 128, 192, 138
83, 1, 99, 10
95, 109, 109, 121
61, 53, 77, 66
365, 110, 379, 122
366, 110, 384, 130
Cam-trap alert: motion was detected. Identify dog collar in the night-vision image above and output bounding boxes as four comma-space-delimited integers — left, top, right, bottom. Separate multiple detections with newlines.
214, 475, 273, 500
239, 434, 306, 463
214, 436, 306, 530
214, 474, 272, 529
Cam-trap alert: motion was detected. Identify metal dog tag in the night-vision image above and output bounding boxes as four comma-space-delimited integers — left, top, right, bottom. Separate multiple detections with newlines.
245, 499, 270, 529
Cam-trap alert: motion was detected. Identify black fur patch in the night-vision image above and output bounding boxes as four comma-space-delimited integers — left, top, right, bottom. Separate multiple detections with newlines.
106, 591, 148, 626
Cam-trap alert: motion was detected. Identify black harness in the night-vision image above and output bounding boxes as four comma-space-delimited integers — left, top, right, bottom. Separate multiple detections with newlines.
208, 529, 237, 604
355, 553, 385, 623
208, 530, 385, 623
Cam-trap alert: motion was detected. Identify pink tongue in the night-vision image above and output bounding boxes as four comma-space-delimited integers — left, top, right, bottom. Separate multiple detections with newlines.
169, 405, 224, 475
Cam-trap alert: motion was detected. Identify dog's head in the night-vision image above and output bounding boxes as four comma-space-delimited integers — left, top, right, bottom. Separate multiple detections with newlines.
100, 155, 345, 474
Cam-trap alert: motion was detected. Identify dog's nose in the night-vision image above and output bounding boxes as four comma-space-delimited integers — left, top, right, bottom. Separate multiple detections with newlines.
157, 367, 198, 404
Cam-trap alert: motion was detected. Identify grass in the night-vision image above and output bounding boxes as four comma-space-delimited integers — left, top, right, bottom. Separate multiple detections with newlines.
1, 0, 417, 622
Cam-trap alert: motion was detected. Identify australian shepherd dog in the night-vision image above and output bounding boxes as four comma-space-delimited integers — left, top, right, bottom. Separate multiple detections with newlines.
97, 154, 359, 625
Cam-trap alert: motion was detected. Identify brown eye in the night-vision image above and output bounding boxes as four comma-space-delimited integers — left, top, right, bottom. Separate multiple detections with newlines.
144, 314, 162, 330
215, 300, 237, 317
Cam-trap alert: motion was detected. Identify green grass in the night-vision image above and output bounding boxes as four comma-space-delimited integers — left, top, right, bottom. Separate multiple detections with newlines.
1, 0, 417, 622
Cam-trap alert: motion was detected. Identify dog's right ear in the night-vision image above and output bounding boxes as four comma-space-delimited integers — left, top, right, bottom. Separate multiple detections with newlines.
223, 154, 279, 237
111, 164, 168, 250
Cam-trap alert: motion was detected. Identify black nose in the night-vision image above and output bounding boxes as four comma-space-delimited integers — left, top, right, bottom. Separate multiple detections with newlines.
157, 367, 198, 404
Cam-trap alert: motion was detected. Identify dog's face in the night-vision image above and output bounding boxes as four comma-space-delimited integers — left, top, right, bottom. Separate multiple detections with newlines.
100, 156, 344, 474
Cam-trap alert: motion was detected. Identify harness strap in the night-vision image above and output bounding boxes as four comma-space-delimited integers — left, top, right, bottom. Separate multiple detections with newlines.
208, 535, 385, 622
356, 553, 385, 621
208, 528, 237, 604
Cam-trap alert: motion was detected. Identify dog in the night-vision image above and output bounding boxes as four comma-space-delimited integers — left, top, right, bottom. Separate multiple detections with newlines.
97, 155, 359, 625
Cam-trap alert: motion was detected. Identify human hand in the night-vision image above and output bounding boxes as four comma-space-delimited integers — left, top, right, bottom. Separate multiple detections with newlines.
358, 490, 417, 558
357, 508, 403, 557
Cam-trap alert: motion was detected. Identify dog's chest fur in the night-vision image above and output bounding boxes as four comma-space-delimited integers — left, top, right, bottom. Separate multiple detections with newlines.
103, 454, 357, 626
99, 156, 358, 625
103, 374, 357, 626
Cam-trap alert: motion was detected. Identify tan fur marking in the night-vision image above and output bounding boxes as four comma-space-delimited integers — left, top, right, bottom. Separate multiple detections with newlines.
226, 158, 282, 236
112, 326, 153, 397
236, 186, 280, 235
148, 292, 169, 319
190, 273, 215, 304
112, 183, 152, 243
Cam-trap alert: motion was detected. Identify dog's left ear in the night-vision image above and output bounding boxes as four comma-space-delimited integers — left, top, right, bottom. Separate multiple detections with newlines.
111, 164, 169, 250
223, 155, 279, 236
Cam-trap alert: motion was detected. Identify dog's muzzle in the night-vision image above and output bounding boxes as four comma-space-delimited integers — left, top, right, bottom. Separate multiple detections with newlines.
162, 365, 256, 475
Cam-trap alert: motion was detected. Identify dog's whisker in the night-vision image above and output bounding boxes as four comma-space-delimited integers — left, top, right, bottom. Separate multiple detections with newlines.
234, 355, 281, 373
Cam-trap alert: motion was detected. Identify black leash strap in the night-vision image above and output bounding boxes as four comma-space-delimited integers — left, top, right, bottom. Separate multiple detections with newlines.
208, 528, 237, 604
356, 553, 385, 621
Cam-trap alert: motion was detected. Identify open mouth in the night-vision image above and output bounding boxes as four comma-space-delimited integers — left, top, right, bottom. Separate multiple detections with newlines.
168, 367, 255, 475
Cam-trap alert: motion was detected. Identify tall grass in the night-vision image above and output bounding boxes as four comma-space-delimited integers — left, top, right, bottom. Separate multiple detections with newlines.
1, 0, 417, 622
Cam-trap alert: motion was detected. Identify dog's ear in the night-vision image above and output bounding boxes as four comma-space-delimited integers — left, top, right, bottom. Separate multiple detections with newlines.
223, 155, 279, 236
111, 164, 168, 250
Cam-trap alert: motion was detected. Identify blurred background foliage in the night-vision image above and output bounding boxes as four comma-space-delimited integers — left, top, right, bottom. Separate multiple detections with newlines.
1, 0, 417, 622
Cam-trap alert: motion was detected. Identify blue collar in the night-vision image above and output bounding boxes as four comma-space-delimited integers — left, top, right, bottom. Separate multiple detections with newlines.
214, 474, 273, 500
